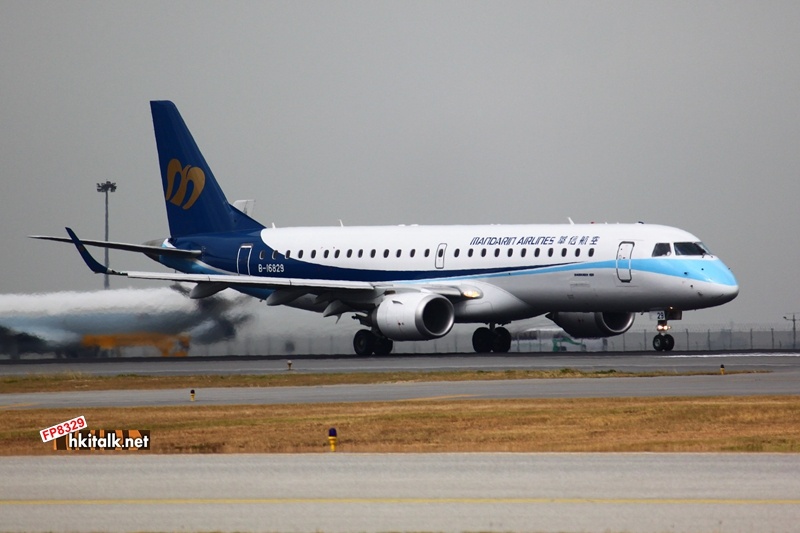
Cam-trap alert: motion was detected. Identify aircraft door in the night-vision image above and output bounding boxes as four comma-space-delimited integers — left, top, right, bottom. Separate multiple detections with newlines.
435, 243, 447, 269
237, 244, 253, 275
616, 242, 634, 282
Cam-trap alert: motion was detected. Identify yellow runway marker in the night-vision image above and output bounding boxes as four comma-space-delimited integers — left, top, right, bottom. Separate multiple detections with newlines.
3, 497, 799, 506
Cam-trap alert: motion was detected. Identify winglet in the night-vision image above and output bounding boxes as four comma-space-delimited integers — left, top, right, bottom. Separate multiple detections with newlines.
65, 227, 116, 275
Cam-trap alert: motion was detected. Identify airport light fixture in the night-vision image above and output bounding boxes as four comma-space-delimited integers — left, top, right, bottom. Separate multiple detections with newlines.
96, 181, 117, 289
784, 313, 797, 350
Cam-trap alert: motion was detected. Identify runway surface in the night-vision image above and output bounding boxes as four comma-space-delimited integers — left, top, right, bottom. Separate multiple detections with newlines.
4, 351, 800, 376
2, 454, 799, 533
2, 352, 799, 409
2, 370, 799, 409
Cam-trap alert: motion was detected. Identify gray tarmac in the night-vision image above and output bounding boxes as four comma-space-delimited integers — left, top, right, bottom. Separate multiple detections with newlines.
2, 352, 799, 409
2, 454, 799, 533
2, 370, 800, 409
4, 351, 800, 376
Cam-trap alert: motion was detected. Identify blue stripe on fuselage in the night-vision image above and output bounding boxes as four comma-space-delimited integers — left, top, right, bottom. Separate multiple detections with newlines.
159, 236, 736, 289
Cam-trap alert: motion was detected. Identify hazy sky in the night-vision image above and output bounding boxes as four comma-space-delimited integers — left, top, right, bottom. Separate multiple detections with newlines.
2, 1, 799, 327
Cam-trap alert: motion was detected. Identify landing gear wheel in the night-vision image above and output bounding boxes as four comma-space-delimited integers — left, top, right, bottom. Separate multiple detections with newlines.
653, 333, 675, 352
472, 327, 494, 353
663, 334, 675, 352
492, 327, 512, 353
374, 336, 394, 356
353, 329, 376, 356
653, 335, 663, 351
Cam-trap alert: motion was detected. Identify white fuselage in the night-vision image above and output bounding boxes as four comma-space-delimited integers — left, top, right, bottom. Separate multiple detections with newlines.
248, 223, 738, 323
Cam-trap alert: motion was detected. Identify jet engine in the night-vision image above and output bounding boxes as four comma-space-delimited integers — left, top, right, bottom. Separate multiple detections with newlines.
372, 292, 455, 341
547, 311, 635, 338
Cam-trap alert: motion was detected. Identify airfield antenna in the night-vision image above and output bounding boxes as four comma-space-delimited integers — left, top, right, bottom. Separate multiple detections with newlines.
96, 181, 117, 289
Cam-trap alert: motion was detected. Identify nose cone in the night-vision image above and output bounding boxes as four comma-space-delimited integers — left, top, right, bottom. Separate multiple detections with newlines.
714, 277, 739, 303
704, 260, 739, 304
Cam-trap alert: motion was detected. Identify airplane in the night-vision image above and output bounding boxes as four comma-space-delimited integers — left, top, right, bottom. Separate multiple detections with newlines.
0, 286, 251, 358
32, 101, 739, 355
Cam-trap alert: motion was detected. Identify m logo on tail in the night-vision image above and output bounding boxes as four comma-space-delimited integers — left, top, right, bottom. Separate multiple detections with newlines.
165, 158, 205, 210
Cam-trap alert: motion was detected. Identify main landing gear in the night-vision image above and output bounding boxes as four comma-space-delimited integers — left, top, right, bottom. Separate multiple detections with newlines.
353, 329, 394, 356
472, 324, 512, 353
653, 320, 675, 352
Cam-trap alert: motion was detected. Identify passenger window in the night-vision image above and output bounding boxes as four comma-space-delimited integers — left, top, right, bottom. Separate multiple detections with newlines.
358, 249, 363, 258
298, 250, 304, 259
454, 249, 460, 258
410, 249, 415, 258
347, 249, 353, 258
494, 248, 500, 257
437, 248, 444, 258
521, 249, 527, 258
396, 249, 402, 258
481, 249, 487, 257
384, 249, 390, 258
548, 248, 554, 257
334, 250, 340, 258
575, 249, 580, 257
468, 249, 474, 257
324, 250, 329, 259
534, 248, 540, 257
507, 249, 513, 257
286, 250, 291, 259
370, 249, 376, 258
561, 248, 567, 257
424, 249, 430, 257
588, 248, 594, 257
259, 250, 265, 260
272, 250, 278, 260
652, 243, 672, 257
311, 250, 317, 259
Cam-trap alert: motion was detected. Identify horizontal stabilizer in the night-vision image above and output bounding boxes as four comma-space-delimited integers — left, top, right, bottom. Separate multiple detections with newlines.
30, 233, 201, 258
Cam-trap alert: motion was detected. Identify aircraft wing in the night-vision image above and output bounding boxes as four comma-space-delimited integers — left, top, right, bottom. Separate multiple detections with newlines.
125, 270, 464, 297
57, 227, 467, 299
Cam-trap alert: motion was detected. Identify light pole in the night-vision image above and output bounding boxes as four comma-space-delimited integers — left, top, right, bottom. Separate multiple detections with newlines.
96, 181, 117, 289
784, 314, 797, 350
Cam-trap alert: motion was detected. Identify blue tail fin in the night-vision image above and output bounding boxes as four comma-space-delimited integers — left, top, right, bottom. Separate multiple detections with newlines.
150, 101, 265, 237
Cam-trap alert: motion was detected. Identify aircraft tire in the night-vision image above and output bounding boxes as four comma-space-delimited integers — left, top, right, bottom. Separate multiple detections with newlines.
663, 334, 675, 351
374, 336, 394, 356
353, 330, 376, 356
492, 327, 512, 353
653, 335, 665, 351
472, 327, 494, 353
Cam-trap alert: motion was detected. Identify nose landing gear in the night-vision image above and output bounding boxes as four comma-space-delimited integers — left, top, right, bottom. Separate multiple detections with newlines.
653, 320, 675, 351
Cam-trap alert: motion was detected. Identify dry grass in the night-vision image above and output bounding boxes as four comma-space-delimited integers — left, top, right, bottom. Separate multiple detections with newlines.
0, 368, 732, 393
3, 396, 799, 455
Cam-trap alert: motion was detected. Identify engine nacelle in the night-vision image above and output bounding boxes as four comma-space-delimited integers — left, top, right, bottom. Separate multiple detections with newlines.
372, 292, 455, 341
547, 311, 635, 338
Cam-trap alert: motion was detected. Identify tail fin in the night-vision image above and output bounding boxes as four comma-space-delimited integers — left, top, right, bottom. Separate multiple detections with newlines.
150, 101, 264, 237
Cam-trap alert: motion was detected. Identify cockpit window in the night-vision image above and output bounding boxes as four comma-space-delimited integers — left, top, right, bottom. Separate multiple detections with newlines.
652, 243, 672, 257
674, 242, 711, 256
